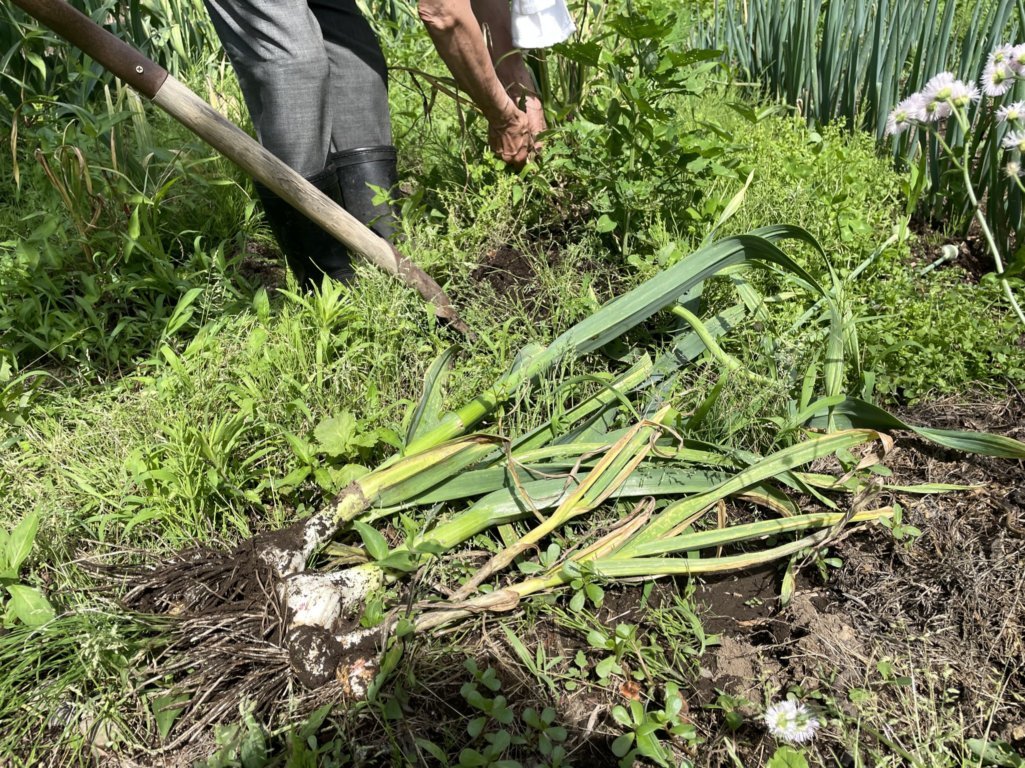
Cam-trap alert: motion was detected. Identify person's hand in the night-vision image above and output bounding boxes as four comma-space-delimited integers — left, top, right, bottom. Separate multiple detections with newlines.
523, 92, 546, 146
488, 104, 534, 169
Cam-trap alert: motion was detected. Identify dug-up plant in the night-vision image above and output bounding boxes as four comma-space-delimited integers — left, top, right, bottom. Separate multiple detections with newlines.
83, 228, 1025, 749
885, 49, 1025, 326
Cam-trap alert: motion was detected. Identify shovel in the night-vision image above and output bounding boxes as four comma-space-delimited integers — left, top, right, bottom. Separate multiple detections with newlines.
10, 0, 472, 336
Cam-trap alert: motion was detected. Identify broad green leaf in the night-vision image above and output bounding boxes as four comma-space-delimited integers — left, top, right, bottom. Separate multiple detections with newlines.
405, 345, 457, 447
152, 691, 189, 742
5, 585, 55, 627
611, 733, 634, 758
966, 739, 1025, 768
352, 521, 389, 562
7, 510, 40, 573
768, 746, 810, 768
314, 412, 358, 457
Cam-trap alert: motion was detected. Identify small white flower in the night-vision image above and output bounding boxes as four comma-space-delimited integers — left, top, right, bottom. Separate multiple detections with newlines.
948, 80, 980, 108
1005, 160, 1022, 178
1003, 130, 1025, 152
923, 98, 953, 121
886, 94, 926, 135
982, 61, 1015, 97
764, 700, 820, 744
922, 71, 956, 99
920, 72, 964, 120
1011, 43, 1025, 74
997, 101, 1025, 122
989, 43, 1016, 66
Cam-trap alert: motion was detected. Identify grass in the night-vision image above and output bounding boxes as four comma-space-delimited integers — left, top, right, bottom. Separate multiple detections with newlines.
1, 2, 1025, 765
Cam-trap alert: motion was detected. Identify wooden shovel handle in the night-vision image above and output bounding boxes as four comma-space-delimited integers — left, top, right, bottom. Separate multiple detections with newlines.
10, 0, 168, 97
10, 0, 472, 336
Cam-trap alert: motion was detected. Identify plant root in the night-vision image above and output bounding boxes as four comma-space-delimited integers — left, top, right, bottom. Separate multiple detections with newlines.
106, 502, 386, 743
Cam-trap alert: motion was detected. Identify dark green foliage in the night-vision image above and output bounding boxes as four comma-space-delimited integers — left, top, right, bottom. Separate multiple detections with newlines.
698, 0, 1025, 259
538, 1, 744, 256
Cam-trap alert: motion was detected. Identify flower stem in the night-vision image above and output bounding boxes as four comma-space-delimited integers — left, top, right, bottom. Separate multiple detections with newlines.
954, 123, 1025, 326
931, 112, 1025, 327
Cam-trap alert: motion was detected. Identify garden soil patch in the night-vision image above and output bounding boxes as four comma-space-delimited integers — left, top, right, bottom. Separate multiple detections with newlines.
469, 244, 550, 320
683, 394, 1025, 765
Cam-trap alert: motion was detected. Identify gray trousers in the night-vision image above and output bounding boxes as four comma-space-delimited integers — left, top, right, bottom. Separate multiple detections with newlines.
205, 0, 393, 176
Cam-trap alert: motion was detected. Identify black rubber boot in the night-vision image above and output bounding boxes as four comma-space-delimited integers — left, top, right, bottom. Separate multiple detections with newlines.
254, 168, 355, 290
329, 145, 401, 242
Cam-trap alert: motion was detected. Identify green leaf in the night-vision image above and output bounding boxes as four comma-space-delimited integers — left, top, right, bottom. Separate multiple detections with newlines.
314, 412, 358, 457
569, 589, 585, 612
405, 345, 457, 447
458, 748, 487, 767
7, 510, 40, 573
352, 521, 389, 562
806, 398, 1025, 458
164, 287, 204, 337
467, 715, 486, 739
767, 746, 810, 768
252, 288, 270, 323
634, 728, 669, 763
967, 739, 1025, 767
152, 691, 189, 742
414, 738, 449, 764
610, 733, 634, 758
611, 705, 632, 727
5, 585, 55, 627
595, 655, 620, 679
586, 629, 609, 649
375, 552, 417, 572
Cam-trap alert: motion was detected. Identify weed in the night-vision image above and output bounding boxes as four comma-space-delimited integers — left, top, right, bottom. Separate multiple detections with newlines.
0, 509, 55, 627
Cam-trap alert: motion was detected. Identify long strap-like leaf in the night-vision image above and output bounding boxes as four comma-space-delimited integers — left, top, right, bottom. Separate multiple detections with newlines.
805, 397, 1025, 459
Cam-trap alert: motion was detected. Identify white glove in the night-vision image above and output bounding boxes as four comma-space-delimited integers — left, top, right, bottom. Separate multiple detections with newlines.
511, 0, 575, 49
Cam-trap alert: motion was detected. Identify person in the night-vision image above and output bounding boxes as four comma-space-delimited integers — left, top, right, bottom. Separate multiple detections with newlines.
204, 0, 546, 287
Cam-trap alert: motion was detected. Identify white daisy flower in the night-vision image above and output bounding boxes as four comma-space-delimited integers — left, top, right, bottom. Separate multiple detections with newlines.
997, 101, 1025, 122
1011, 43, 1025, 74
948, 79, 980, 108
989, 43, 1015, 65
982, 61, 1015, 97
1002, 130, 1025, 152
1005, 160, 1022, 178
921, 72, 964, 119
922, 71, 956, 99
923, 98, 953, 121
886, 94, 926, 135
764, 700, 820, 744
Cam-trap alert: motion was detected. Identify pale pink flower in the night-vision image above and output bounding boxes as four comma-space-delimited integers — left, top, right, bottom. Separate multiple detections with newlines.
921, 72, 965, 119
923, 98, 953, 121
948, 80, 980, 108
922, 72, 956, 99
